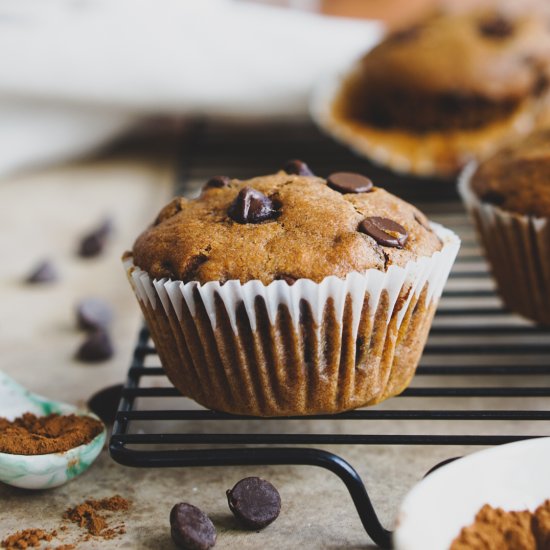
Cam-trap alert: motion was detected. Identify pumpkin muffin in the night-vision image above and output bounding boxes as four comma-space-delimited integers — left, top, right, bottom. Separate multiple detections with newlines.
314, 7, 550, 178
460, 129, 550, 325
125, 162, 459, 416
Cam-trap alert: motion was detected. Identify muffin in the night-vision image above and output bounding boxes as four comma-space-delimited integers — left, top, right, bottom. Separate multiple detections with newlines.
313, 8, 550, 178
125, 162, 459, 416
459, 129, 550, 325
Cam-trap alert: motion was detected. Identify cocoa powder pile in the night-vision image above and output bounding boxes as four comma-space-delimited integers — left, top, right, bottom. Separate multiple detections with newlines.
0, 528, 56, 549
0, 413, 103, 455
63, 495, 130, 540
451, 500, 550, 549
1, 496, 130, 549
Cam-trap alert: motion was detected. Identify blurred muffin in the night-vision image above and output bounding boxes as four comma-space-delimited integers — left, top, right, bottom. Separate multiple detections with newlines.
459, 129, 550, 325
125, 162, 459, 416
314, 8, 550, 178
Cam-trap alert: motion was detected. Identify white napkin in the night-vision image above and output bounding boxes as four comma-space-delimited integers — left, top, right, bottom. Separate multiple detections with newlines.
0, 0, 382, 176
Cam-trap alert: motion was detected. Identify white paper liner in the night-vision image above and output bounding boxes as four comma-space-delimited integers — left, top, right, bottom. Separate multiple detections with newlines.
125, 223, 459, 343
458, 162, 550, 324
124, 223, 459, 415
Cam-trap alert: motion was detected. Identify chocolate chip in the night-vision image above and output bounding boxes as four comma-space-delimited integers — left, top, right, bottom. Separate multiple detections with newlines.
390, 24, 422, 43
359, 217, 408, 248
481, 190, 506, 206
228, 187, 278, 224
275, 274, 297, 285
25, 259, 58, 284
182, 254, 208, 282
87, 384, 123, 425
227, 477, 281, 530
75, 329, 114, 363
283, 160, 314, 176
78, 218, 113, 258
154, 198, 185, 225
170, 503, 216, 550
327, 172, 373, 194
479, 15, 514, 38
76, 297, 113, 331
205, 176, 230, 189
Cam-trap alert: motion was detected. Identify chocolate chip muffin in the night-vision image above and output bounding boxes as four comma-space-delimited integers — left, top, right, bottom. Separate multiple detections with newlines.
314, 8, 550, 178
125, 162, 459, 415
459, 130, 550, 325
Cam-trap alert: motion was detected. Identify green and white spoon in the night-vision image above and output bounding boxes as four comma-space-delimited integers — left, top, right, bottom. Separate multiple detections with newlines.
0, 371, 106, 489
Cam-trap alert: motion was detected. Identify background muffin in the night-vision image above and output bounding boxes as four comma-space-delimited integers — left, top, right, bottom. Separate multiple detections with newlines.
126, 164, 459, 416
314, 7, 550, 178
459, 129, 550, 325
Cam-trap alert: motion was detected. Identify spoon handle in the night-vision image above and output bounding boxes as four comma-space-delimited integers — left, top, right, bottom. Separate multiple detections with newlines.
0, 370, 74, 419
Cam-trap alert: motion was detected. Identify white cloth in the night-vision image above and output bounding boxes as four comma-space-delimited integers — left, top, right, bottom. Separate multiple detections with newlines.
0, 0, 382, 175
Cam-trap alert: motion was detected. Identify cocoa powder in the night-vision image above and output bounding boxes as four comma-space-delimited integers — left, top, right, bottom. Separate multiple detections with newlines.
1, 528, 56, 549
0, 413, 103, 455
451, 500, 550, 549
63, 495, 130, 539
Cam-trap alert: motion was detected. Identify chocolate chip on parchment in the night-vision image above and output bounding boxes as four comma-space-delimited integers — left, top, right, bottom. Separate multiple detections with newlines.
283, 159, 314, 176
227, 477, 281, 530
479, 15, 514, 38
76, 297, 113, 331
87, 384, 123, 425
275, 274, 297, 285
327, 172, 373, 194
78, 218, 113, 258
228, 187, 278, 224
75, 329, 114, 363
204, 176, 231, 189
359, 217, 408, 248
170, 503, 217, 550
25, 259, 58, 284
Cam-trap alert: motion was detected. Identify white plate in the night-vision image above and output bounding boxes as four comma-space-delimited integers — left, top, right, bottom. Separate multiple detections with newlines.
394, 437, 550, 550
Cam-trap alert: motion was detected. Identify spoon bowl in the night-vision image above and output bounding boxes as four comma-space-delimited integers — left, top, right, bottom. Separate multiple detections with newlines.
0, 371, 106, 489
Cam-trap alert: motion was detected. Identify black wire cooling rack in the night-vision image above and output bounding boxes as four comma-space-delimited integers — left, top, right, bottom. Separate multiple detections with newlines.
110, 121, 550, 549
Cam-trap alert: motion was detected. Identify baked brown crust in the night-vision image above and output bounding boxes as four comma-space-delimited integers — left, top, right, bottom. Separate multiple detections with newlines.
131, 172, 442, 284
322, 7, 550, 177
340, 10, 550, 132
471, 129, 550, 217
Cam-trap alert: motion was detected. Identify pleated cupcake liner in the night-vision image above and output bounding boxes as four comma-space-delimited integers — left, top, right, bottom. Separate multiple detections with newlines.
124, 223, 459, 416
459, 163, 550, 325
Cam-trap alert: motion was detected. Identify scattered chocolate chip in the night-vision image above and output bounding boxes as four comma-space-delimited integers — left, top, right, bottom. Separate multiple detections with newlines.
76, 297, 113, 331
78, 218, 113, 258
283, 160, 314, 176
479, 15, 514, 38
75, 329, 114, 363
228, 187, 278, 224
181, 254, 208, 282
275, 274, 297, 285
389, 24, 422, 43
25, 259, 58, 284
170, 503, 217, 550
327, 172, 373, 194
204, 176, 231, 189
227, 477, 281, 530
87, 384, 123, 425
481, 190, 506, 206
359, 217, 408, 248
154, 198, 185, 225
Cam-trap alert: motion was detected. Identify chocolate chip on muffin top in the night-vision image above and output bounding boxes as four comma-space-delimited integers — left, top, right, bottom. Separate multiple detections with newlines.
471, 128, 550, 217
131, 163, 442, 284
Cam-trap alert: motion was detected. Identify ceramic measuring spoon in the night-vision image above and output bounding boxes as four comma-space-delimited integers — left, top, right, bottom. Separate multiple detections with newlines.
0, 371, 106, 489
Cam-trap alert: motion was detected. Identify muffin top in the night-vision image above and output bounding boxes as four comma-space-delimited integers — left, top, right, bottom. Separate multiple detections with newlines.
357, 10, 550, 103
131, 163, 442, 285
470, 129, 550, 217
